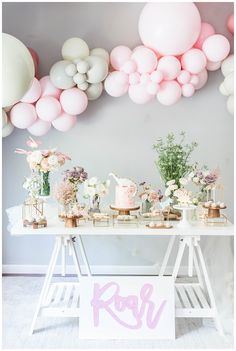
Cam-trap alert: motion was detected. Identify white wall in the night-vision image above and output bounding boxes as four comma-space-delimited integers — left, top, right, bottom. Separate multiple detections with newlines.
2, 2, 234, 270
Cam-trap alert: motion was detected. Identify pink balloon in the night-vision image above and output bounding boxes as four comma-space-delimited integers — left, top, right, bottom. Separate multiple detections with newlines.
28, 119, 51, 136
60, 88, 88, 115
181, 49, 207, 74
146, 81, 160, 95
202, 34, 230, 62
121, 60, 137, 74
150, 70, 163, 83
110, 46, 132, 70
177, 70, 191, 85
104, 72, 129, 97
227, 13, 234, 34
195, 69, 208, 90
131, 47, 157, 73
157, 81, 182, 106
194, 22, 215, 49
28, 47, 39, 77
36, 96, 61, 122
10, 103, 37, 129
139, 3, 201, 55
52, 112, 77, 132
129, 72, 141, 85
114, 71, 129, 85
206, 60, 222, 71
182, 83, 195, 97
129, 84, 154, 104
140, 73, 151, 84
21, 78, 41, 103
189, 75, 199, 86
39, 76, 62, 99
158, 56, 181, 80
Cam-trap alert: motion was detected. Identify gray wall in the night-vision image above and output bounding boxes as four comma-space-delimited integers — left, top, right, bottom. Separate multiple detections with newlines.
2, 2, 234, 268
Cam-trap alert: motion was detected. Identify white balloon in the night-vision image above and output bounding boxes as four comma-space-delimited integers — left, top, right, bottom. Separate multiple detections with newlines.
224, 72, 234, 95
219, 82, 229, 96
77, 60, 90, 74
86, 56, 108, 84
73, 72, 86, 85
62, 37, 89, 60
50, 60, 75, 89
90, 48, 110, 64
77, 82, 89, 91
65, 63, 77, 77
2, 121, 14, 138
86, 82, 103, 100
226, 95, 234, 115
2, 109, 8, 127
221, 54, 234, 77
2, 33, 34, 107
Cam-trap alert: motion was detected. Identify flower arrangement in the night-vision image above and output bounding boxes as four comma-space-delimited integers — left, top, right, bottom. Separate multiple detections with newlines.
188, 167, 219, 190
153, 131, 198, 187
63, 166, 88, 189
139, 182, 163, 203
84, 177, 110, 199
165, 179, 197, 206
54, 181, 76, 205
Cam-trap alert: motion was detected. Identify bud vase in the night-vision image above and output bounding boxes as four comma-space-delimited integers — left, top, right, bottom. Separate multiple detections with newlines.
141, 199, 152, 213
39, 171, 50, 197
89, 194, 100, 213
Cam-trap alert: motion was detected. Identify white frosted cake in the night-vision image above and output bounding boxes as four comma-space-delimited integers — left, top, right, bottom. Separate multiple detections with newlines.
115, 185, 135, 208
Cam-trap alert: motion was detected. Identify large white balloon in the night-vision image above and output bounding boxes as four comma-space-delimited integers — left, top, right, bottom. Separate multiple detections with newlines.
86, 83, 103, 100
50, 60, 75, 89
86, 56, 108, 84
224, 72, 234, 95
221, 54, 234, 77
2, 33, 35, 107
90, 48, 110, 64
2, 121, 14, 138
62, 37, 89, 60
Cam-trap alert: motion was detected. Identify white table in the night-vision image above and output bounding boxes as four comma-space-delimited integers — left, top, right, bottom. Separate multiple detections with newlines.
10, 218, 234, 336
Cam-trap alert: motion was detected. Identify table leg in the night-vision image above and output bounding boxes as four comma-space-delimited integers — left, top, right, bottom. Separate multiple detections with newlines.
68, 237, 82, 278
173, 238, 186, 279
29, 236, 62, 335
61, 240, 66, 277
159, 236, 175, 276
77, 235, 92, 276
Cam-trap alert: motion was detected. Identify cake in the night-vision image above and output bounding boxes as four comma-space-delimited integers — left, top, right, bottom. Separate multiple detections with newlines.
115, 185, 136, 208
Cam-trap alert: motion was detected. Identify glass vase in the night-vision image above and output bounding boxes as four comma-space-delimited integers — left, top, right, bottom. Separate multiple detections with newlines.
89, 194, 100, 213
141, 200, 152, 213
39, 171, 50, 197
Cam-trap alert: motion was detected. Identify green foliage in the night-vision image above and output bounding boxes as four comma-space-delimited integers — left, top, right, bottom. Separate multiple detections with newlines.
153, 131, 198, 187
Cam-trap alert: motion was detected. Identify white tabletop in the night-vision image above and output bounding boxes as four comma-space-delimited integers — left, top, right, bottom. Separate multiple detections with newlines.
10, 217, 234, 237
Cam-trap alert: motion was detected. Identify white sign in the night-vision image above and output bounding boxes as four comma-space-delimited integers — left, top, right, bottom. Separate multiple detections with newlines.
79, 276, 175, 339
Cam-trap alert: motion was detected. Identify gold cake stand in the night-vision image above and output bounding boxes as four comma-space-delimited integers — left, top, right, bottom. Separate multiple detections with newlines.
110, 204, 140, 215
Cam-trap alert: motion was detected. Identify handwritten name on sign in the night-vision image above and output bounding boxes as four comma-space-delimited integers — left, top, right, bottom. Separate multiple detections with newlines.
79, 276, 175, 339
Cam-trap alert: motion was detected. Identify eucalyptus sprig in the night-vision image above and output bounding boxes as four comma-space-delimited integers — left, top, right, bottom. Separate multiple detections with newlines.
153, 131, 198, 187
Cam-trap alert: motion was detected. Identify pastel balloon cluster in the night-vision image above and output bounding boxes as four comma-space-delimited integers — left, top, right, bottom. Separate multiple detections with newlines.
9, 76, 88, 135
50, 37, 109, 101
105, 2, 231, 106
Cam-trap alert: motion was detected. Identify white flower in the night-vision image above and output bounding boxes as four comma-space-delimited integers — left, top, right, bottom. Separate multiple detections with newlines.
169, 184, 178, 191
165, 188, 171, 197
203, 170, 210, 177
200, 179, 206, 185
48, 155, 59, 166
28, 150, 43, 164
85, 186, 96, 198
166, 179, 175, 186
188, 172, 194, 178
96, 183, 106, 196
88, 177, 98, 186
179, 178, 188, 186
193, 176, 199, 183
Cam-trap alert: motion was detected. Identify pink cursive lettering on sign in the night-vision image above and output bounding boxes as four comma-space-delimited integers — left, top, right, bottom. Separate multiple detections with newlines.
90, 282, 167, 329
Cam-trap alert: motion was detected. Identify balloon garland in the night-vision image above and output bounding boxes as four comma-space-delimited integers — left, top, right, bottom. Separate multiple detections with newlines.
2, 3, 233, 138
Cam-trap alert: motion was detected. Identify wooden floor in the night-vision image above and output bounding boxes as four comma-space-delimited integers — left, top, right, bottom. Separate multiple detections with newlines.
2, 276, 234, 349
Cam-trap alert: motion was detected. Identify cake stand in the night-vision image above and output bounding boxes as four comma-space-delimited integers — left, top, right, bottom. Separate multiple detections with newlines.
173, 204, 196, 228
110, 204, 140, 215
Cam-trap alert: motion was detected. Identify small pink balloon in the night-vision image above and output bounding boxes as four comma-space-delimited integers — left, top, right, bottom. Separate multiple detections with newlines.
40, 76, 62, 99
157, 81, 182, 106
202, 34, 230, 62
181, 48, 207, 74
52, 112, 77, 132
140, 73, 151, 84
129, 83, 154, 104
121, 60, 137, 74
104, 72, 129, 97
150, 70, 163, 83
21, 78, 41, 103
110, 46, 132, 70
129, 72, 141, 85
158, 56, 181, 80
36, 96, 61, 121
194, 22, 215, 49
206, 60, 222, 71
114, 71, 129, 85
10, 103, 37, 129
177, 70, 191, 85
195, 69, 208, 90
28, 119, 51, 136
182, 83, 195, 97
227, 13, 234, 34
189, 75, 199, 86
131, 47, 157, 73
60, 88, 88, 115
146, 81, 160, 95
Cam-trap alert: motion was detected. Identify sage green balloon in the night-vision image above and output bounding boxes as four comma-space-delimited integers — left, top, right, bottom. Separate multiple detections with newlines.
90, 48, 110, 64
86, 82, 103, 100
86, 56, 108, 84
62, 37, 89, 61
50, 60, 75, 89
2, 33, 34, 107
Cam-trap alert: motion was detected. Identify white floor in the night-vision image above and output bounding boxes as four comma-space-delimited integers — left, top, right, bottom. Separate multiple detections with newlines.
2, 276, 234, 349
